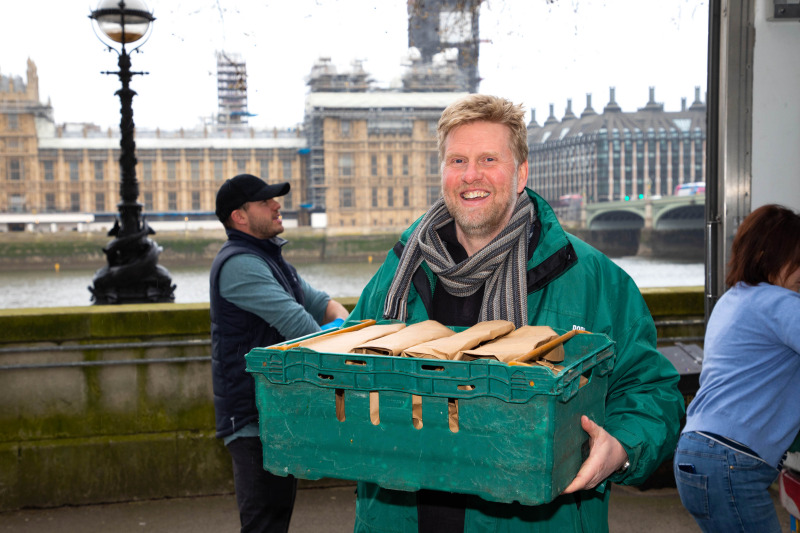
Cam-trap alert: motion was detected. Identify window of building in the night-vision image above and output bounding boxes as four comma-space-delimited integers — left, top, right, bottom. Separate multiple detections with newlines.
283, 191, 293, 209
94, 160, 104, 181
70, 193, 80, 212
236, 158, 247, 174
168, 191, 178, 211
191, 191, 201, 210
340, 187, 354, 208
671, 137, 681, 188
95, 193, 105, 212
372, 187, 378, 207
144, 192, 153, 211
43, 160, 55, 182
7, 114, 18, 131
371, 155, 378, 177
282, 159, 292, 180
402, 154, 409, 176
8, 159, 22, 181
660, 138, 669, 195
338, 153, 353, 178
428, 120, 437, 137
214, 160, 224, 181
190, 160, 201, 181
403, 186, 409, 207
259, 159, 270, 179
69, 160, 79, 182
387, 187, 394, 207
682, 138, 691, 184
427, 186, 440, 206
341, 120, 351, 137
636, 138, 645, 198
167, 160, 177, 181
45, 193, 56, 212
141, 160, 153, 181
386, 155, 394, 177
9, 194, 25, 213
427, 153, 439, 176
694, 134, 703, 180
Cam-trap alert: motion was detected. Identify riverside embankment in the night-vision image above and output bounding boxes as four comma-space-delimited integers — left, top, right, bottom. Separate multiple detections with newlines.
0, 229, 400, 271
0, 224, 704, 273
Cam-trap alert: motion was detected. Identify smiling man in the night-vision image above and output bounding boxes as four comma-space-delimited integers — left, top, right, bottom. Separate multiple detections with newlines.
209, 174, 348, 533
347, 95, 684, 533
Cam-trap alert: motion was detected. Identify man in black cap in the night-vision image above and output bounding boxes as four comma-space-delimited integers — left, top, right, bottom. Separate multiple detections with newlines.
209, 174, 348, 532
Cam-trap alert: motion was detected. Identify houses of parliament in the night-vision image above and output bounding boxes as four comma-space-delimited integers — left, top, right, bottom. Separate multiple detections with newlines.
0, 1, 706, 233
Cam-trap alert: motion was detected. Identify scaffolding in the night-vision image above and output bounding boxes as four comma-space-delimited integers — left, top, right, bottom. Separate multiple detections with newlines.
407, 0, 483, 93
216, 51, 249, 126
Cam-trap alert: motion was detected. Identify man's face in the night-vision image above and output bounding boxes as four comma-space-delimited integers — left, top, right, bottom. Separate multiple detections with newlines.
239, 198, 284, 239
441, 121, 528, 244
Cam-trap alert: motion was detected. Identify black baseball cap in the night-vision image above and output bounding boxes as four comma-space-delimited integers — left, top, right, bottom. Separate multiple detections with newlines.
215, 174, 290, 222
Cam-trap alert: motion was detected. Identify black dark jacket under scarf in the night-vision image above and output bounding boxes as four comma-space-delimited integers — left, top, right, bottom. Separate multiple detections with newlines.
209, 229, 304, 439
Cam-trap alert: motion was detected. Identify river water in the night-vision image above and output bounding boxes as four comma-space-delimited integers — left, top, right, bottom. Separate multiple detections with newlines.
0, 256, 703, 310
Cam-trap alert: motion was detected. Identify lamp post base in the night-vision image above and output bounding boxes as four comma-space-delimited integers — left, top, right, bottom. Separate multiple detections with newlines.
90, 266, 176, 304
89, 220, 176, 305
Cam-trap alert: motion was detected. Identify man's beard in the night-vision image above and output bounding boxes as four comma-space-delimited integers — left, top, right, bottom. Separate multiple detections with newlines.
445, 171, 520, 240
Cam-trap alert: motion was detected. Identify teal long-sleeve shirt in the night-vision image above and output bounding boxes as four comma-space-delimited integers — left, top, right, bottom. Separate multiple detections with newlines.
218, 252, 330, 341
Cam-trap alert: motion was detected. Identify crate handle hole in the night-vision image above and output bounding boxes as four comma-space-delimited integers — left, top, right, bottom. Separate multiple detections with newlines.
370, 391, 380, 425
421, 365, 445, 372
335, 389, 345, 422
319, 373, 335, 380
448, 398, 459, 433
456, 384, 475, 391
412, 395, 423, 429
345, 359, 367, 366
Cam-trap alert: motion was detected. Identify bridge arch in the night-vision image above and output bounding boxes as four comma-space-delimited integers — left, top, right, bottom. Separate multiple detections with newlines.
652, 202, 705, 230
586, 208, 644, 231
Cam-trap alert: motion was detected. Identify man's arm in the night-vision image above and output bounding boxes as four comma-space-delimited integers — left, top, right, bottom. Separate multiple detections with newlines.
323, 298, 349, 323
219, 254, 322, 340
547, 243, 684, 490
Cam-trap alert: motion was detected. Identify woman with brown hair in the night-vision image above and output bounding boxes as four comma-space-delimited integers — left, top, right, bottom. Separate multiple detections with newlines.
674, 204, 800, 533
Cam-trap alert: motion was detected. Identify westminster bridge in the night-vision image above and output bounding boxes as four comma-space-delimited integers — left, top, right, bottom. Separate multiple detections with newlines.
557, 194, 706, 258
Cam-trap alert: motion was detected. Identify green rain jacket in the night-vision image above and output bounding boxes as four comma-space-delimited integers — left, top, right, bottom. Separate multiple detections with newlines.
347, 189, 684, 533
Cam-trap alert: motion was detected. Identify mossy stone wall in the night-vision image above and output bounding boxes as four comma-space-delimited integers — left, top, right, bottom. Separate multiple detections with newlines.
0, 289, 702, 511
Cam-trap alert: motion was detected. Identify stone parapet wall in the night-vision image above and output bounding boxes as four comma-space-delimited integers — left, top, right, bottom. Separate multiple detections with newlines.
0, 290, 702, 511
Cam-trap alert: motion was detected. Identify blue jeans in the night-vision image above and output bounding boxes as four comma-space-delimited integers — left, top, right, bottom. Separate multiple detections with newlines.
673, 431, 781, 533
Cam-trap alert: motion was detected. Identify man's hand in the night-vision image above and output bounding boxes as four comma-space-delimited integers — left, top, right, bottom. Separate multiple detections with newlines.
562, 415, 628, 494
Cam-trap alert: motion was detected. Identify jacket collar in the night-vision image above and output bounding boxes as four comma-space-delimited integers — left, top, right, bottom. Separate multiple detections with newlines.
226, 228, 288, 254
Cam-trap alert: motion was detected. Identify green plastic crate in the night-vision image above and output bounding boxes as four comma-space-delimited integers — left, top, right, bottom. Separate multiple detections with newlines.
245, 327, 615, 506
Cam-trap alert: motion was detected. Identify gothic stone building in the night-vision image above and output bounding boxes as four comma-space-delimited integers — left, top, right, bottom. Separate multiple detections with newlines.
527, 87, 707, 207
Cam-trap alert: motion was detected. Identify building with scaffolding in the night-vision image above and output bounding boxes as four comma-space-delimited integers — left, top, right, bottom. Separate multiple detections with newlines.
216, 51, 249, 126
407, 0, 483, 93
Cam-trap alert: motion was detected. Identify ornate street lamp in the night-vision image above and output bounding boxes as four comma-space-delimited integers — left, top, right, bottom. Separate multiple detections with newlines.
88, 0, 175, 304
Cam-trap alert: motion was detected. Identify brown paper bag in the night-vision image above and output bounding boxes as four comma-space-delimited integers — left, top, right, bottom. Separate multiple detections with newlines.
353, 320, 455, 356
457, 325, 564, 363
297, 323, 406, 354
403, 320, 515, 360
535, 359, 589, 387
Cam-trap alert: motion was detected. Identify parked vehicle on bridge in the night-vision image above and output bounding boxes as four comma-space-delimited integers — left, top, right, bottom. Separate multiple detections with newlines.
674, 182, 706, 196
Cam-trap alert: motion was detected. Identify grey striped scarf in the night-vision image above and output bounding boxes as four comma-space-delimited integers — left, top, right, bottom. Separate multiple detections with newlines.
383, 194, 536, 327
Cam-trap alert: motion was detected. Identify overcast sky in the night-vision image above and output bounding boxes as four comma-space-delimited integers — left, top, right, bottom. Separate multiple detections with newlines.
0, 0, 708, 131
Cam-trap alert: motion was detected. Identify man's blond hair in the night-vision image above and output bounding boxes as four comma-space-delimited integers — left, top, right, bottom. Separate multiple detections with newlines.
437, 94, 528, 166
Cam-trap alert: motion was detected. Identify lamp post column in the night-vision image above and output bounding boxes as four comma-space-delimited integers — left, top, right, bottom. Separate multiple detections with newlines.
88, 0, 175, 304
